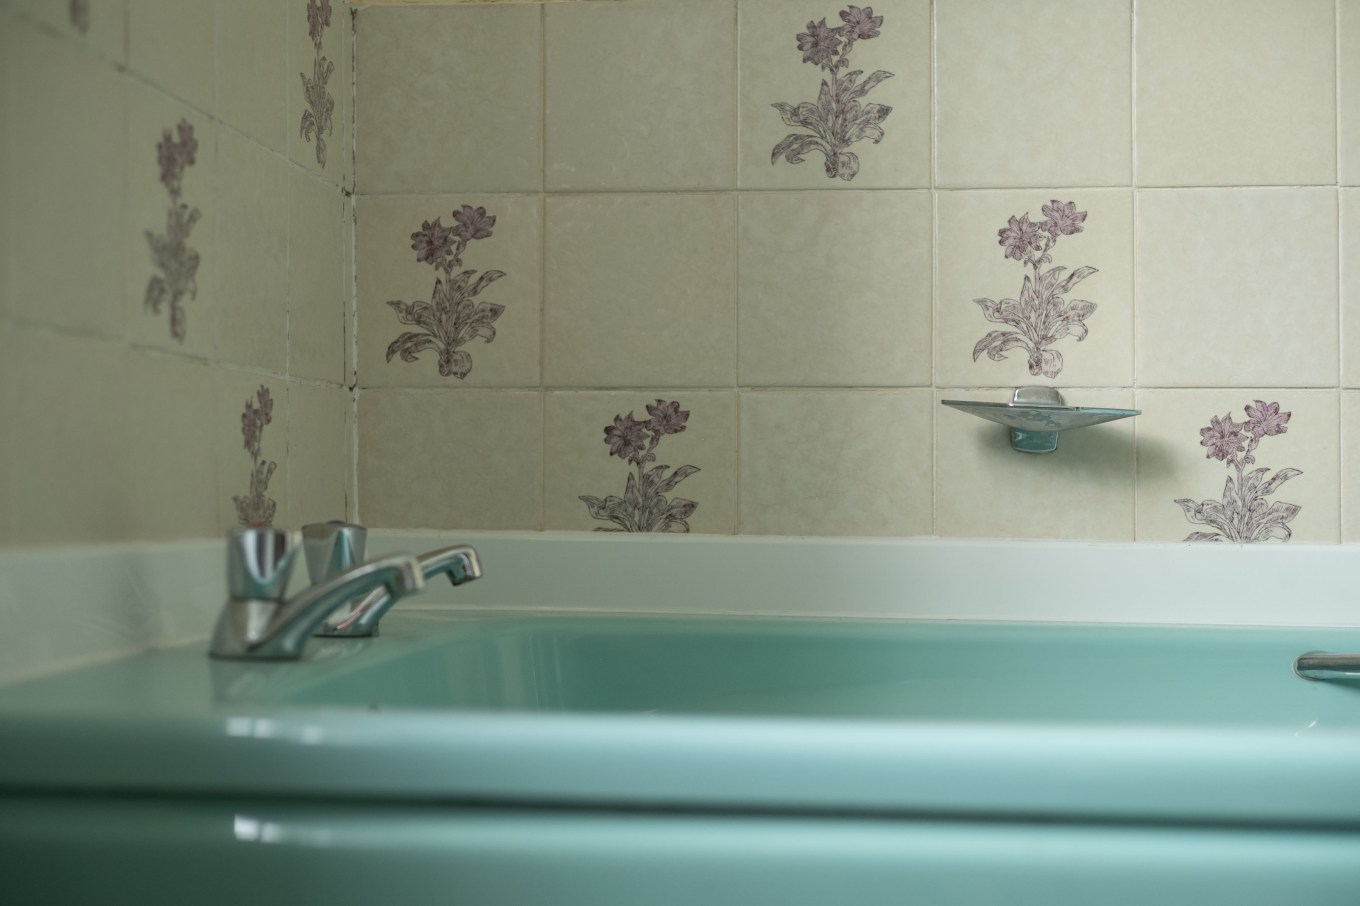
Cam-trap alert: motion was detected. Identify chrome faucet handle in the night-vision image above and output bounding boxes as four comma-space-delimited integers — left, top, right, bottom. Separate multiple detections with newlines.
302, 521, 367, 584
227, 527, 303, 601
316, 544, 483, 638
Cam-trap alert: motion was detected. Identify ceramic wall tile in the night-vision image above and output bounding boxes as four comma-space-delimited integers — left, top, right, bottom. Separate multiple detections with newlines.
738, 389, 932, 536
545, 194, 737, 387
935, 388, 1135, 540
343, 196, 356, 386
1341, 1, 1360, 186
544, 391, 737, 534
217, 0, 288, 154
356, 389, 542, 529
739, 190, 931, 386
215, 129, 289, 371
1342, 392, 1360, 542
217, 369, 289, 532
1135, 188, 1338, 388
356, 194, 541, 388
1343, 190, 1360, 387
355, 4, 540, 194
936, 189, 1133, 388
737, 0, 929, 190
12, 0, 128, 64
1137, 0, 1334, 187
546, 0, 736, 191
288, 381, 353, 525
123, 351, 220, 540
124, 82, 216, 357
289, 169, 347, 383
935, 0, 1131, 188
1, 10, 14, 337
128, 0, 215, 114
7, 18, 127, 338
290, 0, 353, 188
1135, 389, 1338, 544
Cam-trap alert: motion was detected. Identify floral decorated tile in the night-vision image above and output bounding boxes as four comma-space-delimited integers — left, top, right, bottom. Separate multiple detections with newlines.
218, 371, 289, 533
290, 0, 352, 188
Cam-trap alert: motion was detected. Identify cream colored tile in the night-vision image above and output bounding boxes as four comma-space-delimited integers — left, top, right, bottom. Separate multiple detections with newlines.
291, 0, 353, 186
7, 19, 127, 337
935, 388, 1135, 540
122, 352, 221, 540
0, 328, 128, 545
289, 169, 347, 382
935, 0, 1131, 188
1342, 1, 1360, 186
738, 0, 929, 190
937, 190, 1132, 388
739, 190, 930, 386
1342, 392, 1360, 542
12, 0, 127, 64
357, 390, 542, 529
1135, 390, 1338, 543
355, 4, 540, 193
545, 194, 736, 387
129, 0, 215, 114
1344, 189, 1360, 387
1138, 0, 1334, 187
1136, 189, 1338, 388
739, 390, 932, 536
545, 391, 736, 534
1, 11, 13, 333
217, 0, 288, 153
218, 369, 289, 531
125, 82, 216, 356
343, 196, 356, 386
288, 381, 352, 525
547, 0, 735, 191
356, 194, 541, 387
216, 129, 289, 371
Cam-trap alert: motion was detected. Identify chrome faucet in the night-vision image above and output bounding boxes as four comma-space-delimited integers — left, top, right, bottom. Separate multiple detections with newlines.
316, 543, 483, 638
208, 527, 425, 660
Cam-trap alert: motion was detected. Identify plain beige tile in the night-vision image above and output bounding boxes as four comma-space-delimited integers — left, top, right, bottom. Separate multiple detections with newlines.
1136, 189, 1338, 387
1342, 392, 1360, 542
216, 129, 289, 371
545, 391, 737, 534
121, 352, 221, 540
356, 194, 541, 388
1342, 1, 1360, 185
739, 390, 932, 536
290, 0, 352, 187
217, 369, 288, 531
288, 381, 352, 525
129, 0, 215, 114
935, 388, 1135, 540
343, 195, 356, 386
1, 10, 14, 336
936, 0, 1131, 188
7, 19, 127, 337
739, 190, 931, 386
1343, 190, 1360, 387
937, 190, 1133, 388
12, 0, 127, 64
738, 0, 930, 189
357, 390, 542, 530
1138, 0, 1335, 187
289, 169, 347, 383
547, 0, 735, 190
1135, 390, 1338, 543
217, 0, 288, 153
125, 82, 216, 356
355, 4, 540, 193
545, 194, 737, 387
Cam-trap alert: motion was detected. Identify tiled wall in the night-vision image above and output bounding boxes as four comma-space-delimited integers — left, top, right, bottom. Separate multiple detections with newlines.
350, 0, 1360, 542
0, 0, 356, 546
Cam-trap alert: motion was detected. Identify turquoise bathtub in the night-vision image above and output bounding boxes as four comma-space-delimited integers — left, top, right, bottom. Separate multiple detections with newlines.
2, 605, 1360, 904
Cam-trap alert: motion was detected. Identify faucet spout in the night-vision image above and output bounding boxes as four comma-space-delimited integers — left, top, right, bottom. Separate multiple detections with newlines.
210, 553, 425, 660
317, 545, 482, 638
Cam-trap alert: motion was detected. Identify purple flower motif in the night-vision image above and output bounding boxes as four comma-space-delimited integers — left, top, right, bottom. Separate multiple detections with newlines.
1040, 199, 1087, 236
604, 413, 648, 461
306, 0, 332, 45
1199, 413, 1246, 461
839, 5, 882, 40
645, 400, 689, 436
410, 218, 456, 266
998, 214, 1044, 262
452, 205, 496, 243
256, 386, 274, 423
797, 18, 842, 66
1244, 400, 1290, 438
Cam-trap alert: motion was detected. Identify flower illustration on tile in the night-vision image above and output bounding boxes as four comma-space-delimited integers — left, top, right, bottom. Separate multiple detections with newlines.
69, 0, 90, 33
1175, 401, 1301, 543
299, 0, 336, 168
971, 199, 1096, 379
385, 205, 507, 379
770, 6, 893, 181
580, 400, 700, 533
233, 386, 278, 527
143, 120, 201, 343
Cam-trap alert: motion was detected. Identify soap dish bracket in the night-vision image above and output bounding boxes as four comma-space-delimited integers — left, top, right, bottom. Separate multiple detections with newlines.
940, 386, 1140, 454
